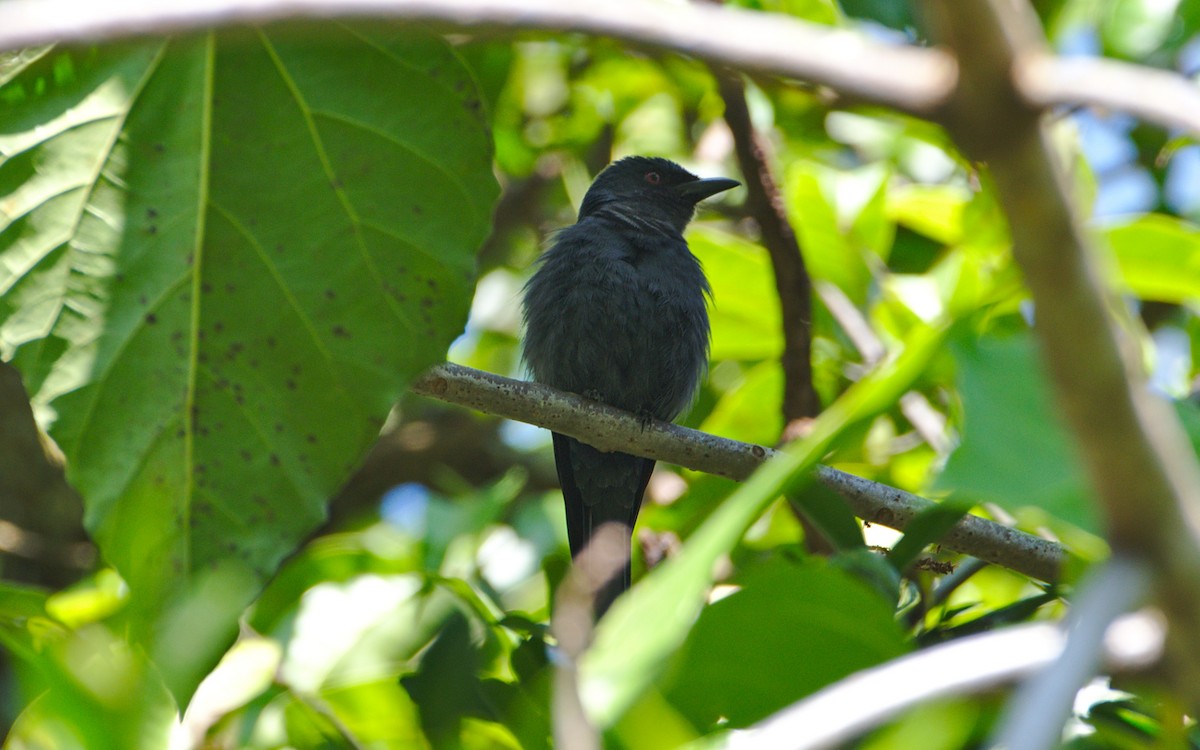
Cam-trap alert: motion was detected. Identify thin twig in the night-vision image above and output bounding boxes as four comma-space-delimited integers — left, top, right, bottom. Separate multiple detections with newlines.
410, 363, 1064, 582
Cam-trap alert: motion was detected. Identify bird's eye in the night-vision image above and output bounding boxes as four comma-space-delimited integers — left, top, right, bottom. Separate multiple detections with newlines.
644, 171, 662, 185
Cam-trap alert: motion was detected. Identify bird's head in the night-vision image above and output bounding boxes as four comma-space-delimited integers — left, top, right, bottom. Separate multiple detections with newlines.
578, 156, 740, 233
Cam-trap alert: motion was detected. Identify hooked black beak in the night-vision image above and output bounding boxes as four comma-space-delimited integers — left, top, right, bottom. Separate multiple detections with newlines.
675, 176, 740, 202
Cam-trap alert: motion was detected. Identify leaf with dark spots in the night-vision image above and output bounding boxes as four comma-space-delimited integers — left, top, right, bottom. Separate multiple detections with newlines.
0, 28, 497, 695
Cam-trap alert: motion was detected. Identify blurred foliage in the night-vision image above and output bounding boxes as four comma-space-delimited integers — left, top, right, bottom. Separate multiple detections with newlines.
3, 0, 1200, 747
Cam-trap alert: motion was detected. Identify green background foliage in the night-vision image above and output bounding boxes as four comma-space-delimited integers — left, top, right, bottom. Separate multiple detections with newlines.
2, 0, 1200, 747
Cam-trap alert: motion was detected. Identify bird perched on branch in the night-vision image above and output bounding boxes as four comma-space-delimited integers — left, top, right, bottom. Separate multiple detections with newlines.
522, 156, 739, 616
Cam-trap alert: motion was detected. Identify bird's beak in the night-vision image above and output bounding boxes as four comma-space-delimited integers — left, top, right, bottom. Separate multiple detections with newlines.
675, 176, 740, 201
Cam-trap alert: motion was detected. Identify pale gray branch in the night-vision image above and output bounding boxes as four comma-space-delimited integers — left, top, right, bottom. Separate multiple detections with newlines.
1019, 53, 1200, 137
411, 363, 1064, 582
4, 0, 1200, 136
723, 607, 1164, 750
0, 0, 954, 115
991, 557, 1153, 750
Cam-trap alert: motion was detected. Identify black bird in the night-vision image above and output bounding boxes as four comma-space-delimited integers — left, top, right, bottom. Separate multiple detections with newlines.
522, 156, 739, 615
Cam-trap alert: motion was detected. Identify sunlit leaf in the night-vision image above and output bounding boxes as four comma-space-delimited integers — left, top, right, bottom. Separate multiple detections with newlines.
1102, 213, 1200, 303
0, 28, 498, 650
687, 225, 781, 361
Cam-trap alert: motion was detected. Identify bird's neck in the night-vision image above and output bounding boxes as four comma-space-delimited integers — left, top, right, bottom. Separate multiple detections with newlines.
582, 203, 686, 238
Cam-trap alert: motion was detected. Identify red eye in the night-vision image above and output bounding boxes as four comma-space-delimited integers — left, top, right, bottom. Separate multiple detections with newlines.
644, 171, 662, 185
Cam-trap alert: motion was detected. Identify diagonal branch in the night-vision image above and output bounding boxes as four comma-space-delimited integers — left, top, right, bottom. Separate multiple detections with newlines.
411, 363, 1064, 582
927, 0, 1200, 704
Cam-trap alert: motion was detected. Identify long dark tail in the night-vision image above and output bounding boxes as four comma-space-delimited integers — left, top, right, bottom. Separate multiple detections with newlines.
552, 433, 655, 617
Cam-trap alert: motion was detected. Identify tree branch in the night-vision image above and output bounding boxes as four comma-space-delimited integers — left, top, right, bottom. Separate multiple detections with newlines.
4, 0, 1200, 138
1018, 52, 1200, 137
928, 0, 1200, 704
0, 0, 953, 115
726, 606, 1164, 750
411, 363, 1064, 582
991, 557, 1152, 750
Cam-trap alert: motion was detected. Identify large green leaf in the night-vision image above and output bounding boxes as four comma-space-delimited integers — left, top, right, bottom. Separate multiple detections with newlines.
936, 334, 1097, 533
661, 558, 907, 728
0, 28, 497, 624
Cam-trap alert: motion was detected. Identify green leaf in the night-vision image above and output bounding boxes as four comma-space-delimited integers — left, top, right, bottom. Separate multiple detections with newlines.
686, 226, 781, 362
782, 162, 868, 302
1102, 213, 1200, 303
699, 359, 783, 445
661, 558, 907, 727
0, 28, 498, 647
2, 614, 178, 750
789, 482, 864, 551
936, 333, 1097, 533
886, 183, 970, 246
887, 497, 973, 573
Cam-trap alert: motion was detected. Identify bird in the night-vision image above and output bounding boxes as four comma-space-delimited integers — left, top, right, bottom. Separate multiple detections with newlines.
521, 156, 739, 616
